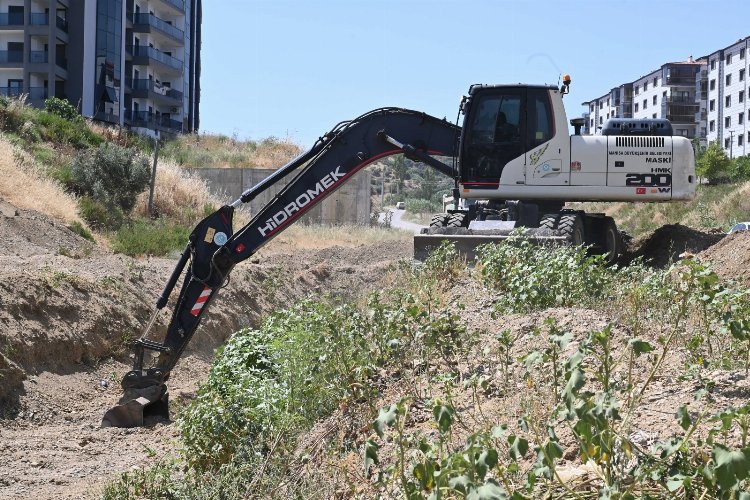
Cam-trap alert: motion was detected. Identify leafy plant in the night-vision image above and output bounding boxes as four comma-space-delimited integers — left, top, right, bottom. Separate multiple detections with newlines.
43, 96, 81, 122
71, 143, 150, 212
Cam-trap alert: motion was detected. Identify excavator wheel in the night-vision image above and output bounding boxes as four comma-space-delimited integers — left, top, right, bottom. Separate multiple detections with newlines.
430, 214, 450, 228
446, 212, 468, 228
602, 216, 622, 266
556, 213, 585, 246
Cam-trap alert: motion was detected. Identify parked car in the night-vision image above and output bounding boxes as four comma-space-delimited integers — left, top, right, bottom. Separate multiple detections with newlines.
729, 222, 750, 234
395, 201, 405, 210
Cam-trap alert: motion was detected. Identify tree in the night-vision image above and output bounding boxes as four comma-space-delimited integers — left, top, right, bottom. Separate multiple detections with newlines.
389, 155, 408, 194
696, 141, 731, 184
729, 155, 750, 181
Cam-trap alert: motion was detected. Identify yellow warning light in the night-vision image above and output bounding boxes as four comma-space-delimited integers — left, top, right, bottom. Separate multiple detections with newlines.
563, 74, 572, 84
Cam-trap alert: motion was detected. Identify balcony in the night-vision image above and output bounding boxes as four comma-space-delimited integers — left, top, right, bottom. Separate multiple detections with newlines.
93, 111, 120, 124
0, 50, 24, 64
30, 13, 49, 25
664, 96, 697, 104
28, 87, 48, 103
156, 0, 185, 13
665, 113, 697, 124
127, 45, 183, 72
125, 109, 182, 132
131, 13, 184, 42
29, 50, 48, 64
665, 75, 696, 86
0, 86, 23, 97
0, 12, 24, 27
56, 16, 68, 32
127, 77, 183, 104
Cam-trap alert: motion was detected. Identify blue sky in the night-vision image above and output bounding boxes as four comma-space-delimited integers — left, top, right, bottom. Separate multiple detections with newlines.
200, 0, 750, 148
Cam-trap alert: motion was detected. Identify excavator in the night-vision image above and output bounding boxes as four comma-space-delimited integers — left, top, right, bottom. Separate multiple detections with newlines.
102, 76, 696, 427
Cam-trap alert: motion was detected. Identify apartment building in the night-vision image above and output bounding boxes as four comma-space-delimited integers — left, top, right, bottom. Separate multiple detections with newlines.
582, 58, 704, 140
0, 0, 201, 135
706, 37, 749, 158
583, 36, 750, 158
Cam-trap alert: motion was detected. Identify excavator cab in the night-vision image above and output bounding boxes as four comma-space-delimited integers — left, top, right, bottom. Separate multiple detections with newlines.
459, 85, 557, 190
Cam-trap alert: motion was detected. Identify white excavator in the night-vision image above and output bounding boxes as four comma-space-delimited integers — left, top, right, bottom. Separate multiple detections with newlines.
102, 75, 696, 427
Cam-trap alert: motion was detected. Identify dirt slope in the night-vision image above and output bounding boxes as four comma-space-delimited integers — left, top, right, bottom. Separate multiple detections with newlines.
0, 201, 411, 499
697, 230, 750, 286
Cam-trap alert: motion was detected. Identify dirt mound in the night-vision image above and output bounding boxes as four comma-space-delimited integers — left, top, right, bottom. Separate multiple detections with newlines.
0, 202, 95, 257
697, 230, 750, 286
623, 224, 725, 267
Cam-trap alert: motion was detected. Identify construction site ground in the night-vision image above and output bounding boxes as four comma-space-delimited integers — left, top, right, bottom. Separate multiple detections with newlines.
0, 203, 749, 499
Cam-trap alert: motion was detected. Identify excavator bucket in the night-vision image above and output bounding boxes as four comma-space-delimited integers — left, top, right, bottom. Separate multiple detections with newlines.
101, 380, 169, 428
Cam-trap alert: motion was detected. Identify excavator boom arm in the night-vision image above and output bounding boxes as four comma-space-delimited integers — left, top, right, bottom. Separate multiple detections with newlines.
103, 107, 459, 427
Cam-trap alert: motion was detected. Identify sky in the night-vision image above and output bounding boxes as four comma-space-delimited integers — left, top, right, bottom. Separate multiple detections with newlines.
199, 0, 750, 148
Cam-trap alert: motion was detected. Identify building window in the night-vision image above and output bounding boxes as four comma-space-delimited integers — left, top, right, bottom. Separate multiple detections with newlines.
726, 116, 731, 128
653, 77, 658, 86
740, 134, 745, 146
590, 104, 594, 112
635, 103, 639, 112
727, 54, 732, 65
710, 120, 715, 132
635, 85, 640, 95
643, 99, 647, 109
644, 81, 648, 91
725, 138, 731, 148
652, 113, 657, 119
653, 95, 657, 105
726, 74, 732, 86
740, 112, 744, 125
710, 99, 715, 111
726, 95, 732, 107
742, 48, 746, 60
590, 119, 593, 127
710, 79, 716, 90
599, 101, 603, 109
741, 69, 745, 81
741, 91, 745, 103
711, 59, 716, 70
607, 99, 610, 106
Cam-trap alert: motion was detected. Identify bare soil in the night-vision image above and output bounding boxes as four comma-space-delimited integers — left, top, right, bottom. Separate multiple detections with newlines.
0, 199, 741, 499
0, 201, 410, 499
622, 223, 725, 267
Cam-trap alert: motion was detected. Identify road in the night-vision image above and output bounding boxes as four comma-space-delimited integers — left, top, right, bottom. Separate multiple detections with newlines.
381, 209, 426, 233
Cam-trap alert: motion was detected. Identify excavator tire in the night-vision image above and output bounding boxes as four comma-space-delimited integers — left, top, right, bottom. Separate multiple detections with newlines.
538, 213, 557, 231
602, 216, 621, 265
446, 212, 468, 228
430, 214, 450, 228
557, 213, 585, 246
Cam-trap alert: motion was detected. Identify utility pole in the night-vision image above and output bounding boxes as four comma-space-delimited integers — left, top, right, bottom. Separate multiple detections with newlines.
147, 137, 160, 217
380, 163, 387, 207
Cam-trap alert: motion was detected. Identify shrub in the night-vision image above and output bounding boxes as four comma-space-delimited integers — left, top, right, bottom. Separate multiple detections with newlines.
110, 218, 189, 256
43, 97, 81, 122
79, 196, 124, 230
476, 238, 611, 313
71, 143, 151, 212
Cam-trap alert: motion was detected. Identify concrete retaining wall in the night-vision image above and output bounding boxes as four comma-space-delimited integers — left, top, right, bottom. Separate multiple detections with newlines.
186, 167, 372, 225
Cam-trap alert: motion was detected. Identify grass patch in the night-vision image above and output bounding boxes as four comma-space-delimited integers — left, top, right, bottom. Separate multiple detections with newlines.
110, 218, 189, 257
67, 221, 94, 241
